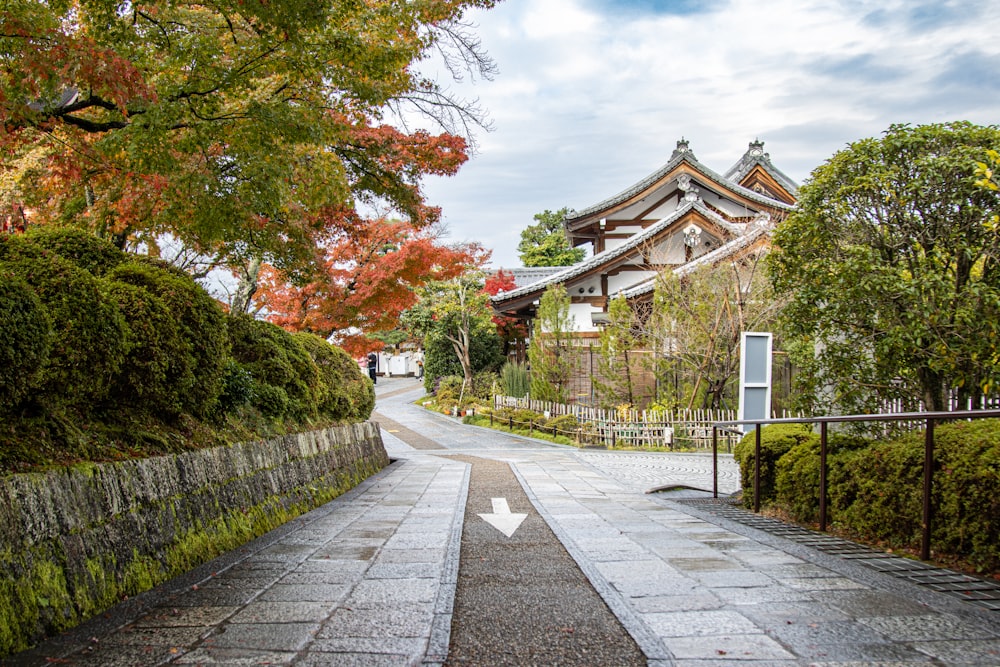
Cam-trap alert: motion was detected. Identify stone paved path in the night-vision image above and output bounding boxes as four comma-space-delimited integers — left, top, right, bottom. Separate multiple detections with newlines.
5, 376, 1000, 666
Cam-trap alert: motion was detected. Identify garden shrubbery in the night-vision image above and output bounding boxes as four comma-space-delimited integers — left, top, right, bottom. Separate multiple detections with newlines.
0, 228, 374, 470
738, 421, 1000, 573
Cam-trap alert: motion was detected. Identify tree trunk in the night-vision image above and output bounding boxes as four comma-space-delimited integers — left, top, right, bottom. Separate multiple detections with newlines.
231, 256, 263, 314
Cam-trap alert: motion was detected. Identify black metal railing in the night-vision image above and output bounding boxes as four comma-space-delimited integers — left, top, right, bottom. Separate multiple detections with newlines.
711, 409, 1000, 561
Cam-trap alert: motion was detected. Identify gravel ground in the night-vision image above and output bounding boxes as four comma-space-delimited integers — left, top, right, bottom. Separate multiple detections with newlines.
443, 455, 645, 667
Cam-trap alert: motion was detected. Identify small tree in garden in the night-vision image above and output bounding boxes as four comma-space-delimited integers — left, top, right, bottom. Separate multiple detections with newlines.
650, 252, 781, 411
528, 285, 577, 402
404, 270, 503, 393
594, 294, 638, 408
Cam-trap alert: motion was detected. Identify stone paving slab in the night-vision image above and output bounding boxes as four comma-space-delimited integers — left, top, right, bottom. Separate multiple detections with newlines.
504, 447, 1000, 667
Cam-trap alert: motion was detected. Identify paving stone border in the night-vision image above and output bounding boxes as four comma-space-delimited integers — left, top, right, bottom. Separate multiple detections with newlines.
678, 498, 1000, 612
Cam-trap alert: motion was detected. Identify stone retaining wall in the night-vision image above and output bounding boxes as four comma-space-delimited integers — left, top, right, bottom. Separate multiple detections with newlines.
0, 422, 388, 656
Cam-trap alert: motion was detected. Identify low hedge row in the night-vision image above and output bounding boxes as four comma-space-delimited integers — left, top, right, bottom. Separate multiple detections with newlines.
734, 421, 1000, 572
0, 227, 374, 470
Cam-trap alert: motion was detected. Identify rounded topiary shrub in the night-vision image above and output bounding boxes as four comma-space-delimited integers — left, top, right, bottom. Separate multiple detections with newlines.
228, 315, 321, 422
218, 359, 255, 414
0, 239, 129, 409
104, 281, 185, 416
21, 226, 126, 276
734, 423, 814, 507
294, 333, 374, 422
832, 420, 1000, 571
0, 273, 52, 410
107, 261, 228, 417
775, 432, 871, 523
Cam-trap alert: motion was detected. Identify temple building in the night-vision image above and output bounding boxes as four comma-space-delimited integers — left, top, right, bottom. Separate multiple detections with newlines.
492, 139, 798, 334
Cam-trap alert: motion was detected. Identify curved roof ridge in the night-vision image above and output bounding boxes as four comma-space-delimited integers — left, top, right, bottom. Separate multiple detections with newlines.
567, 143, 794, 223
621, 223, 771, 299
493, 199, 699, 304
723, 139, 800, 196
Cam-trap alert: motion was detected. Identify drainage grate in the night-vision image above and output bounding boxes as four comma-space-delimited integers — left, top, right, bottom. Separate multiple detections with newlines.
678, 498, 1000, 613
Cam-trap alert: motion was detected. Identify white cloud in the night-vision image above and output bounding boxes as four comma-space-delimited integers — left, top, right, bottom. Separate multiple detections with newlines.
419, 0, 1000, 267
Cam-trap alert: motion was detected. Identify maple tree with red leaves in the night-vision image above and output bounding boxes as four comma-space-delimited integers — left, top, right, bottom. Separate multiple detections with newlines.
0, 0, 497, 280
255, 217, 488, 357
484, 268, 529, 358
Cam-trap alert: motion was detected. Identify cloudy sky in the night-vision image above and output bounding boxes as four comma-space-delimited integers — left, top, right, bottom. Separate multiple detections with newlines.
413, 0, 1000, 268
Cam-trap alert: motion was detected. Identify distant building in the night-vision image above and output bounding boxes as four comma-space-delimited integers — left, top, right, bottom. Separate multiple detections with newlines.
491, 139, 799, 405
492, 138, 798, 335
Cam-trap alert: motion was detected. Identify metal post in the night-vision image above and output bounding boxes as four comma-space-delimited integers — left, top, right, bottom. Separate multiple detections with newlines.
819, 421, 828, 532
921, 418, 935, 561
712, 426, 718, 498
753, 424, 762, 513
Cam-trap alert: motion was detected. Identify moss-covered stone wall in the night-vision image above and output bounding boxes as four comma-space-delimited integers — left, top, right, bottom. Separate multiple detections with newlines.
0, 422, 388, 656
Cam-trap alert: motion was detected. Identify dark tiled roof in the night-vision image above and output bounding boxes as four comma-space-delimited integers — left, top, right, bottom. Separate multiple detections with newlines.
723, 140, 800, 196
565, 141, 795, 224
492, 199, 746, 305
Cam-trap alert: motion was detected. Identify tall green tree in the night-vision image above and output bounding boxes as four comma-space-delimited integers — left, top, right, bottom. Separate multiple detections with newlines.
528, 284, 577, 402
517, 207, 585, 267
0, 0, 496, 276
770, 122, 1000, 414
404, 270, 502, 390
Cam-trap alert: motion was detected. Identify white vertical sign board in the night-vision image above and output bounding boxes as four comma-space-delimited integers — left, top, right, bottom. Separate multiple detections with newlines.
739, 332, 772, 433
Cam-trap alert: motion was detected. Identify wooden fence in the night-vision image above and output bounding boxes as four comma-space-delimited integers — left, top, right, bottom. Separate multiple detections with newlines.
492, 395, 753, 450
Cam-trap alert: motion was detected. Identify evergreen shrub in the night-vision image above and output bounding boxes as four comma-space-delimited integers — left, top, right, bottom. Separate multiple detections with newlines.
22, 226, 126, 276
0, 238, 129, 409
831, 420, 1000, 571
774, 432, 871, 523
733, 424, 813, 507
294, 333, 374, 421
104, 281, 184, 416
218, 360, 255, 414
108, 261, 228, 417
228, 315, 320, 422
0, 273, 51, 410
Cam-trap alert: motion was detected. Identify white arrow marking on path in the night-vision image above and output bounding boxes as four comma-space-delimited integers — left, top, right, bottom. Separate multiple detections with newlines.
478, 497, 527, 538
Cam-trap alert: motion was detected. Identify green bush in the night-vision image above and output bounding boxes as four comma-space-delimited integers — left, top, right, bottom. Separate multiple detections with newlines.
294, 333, 374, 421
0, 274, 51, 411
252, 383, 290, 418
0, 239, 129, 410
104, 281, 185, 416
544, 413, 580, 437
228, 316, 321, 422
500, 362, 530, 398
734, 424, 813, 507
470, 370, 499, 401
218, 359, 255, 414
775, 432, 871, 523
830, 421, 1000, 571
107, 261, 228, 417
21, 226, 126, 276
433, 375, 465, 407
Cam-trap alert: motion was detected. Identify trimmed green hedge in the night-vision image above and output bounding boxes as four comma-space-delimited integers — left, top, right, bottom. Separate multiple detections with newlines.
0, 274, 51, 410
21, 226, 126, 276
0, 228, 375, 469
228, 315, 321, 422
108, 261, 228, 418
734, 424, 813, 504
294, 332, 374, 422
104, 281, 185, 417
0, 239, 129, 410
738, 421, 1000, 572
